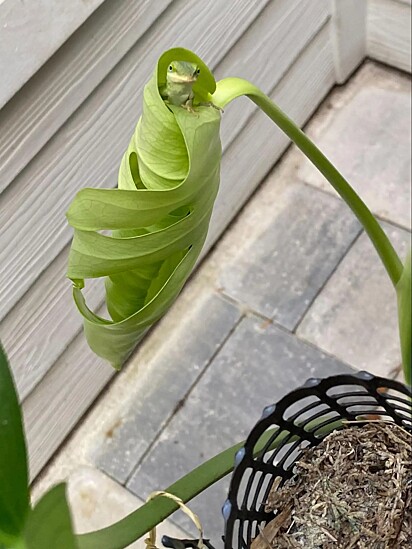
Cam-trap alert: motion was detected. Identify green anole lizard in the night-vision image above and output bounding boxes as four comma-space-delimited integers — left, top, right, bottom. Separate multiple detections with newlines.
160, 61, 221, 113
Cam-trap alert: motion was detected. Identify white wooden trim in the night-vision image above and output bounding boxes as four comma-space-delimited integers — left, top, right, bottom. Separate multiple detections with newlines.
0, 0, 105, 109
331, 0, 367, 83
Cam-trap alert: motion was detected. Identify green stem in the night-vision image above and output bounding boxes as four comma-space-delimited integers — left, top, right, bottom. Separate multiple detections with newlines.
77, 419, 340, 548
77, 429, 277, 549
212, 78, 403, 287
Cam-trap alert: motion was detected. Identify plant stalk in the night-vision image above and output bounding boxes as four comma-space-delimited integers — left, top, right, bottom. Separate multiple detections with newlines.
76, 430, 276, 549
77, 419, 339, 548
212, 78, 403, 287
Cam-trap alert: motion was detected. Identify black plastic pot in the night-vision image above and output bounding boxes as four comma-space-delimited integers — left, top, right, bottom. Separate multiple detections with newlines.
222, 371, 411, 549
162, 371, 411, 549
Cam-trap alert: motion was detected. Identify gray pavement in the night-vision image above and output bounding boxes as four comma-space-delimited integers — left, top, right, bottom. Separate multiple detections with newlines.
218, 182, 361, 329
127, 316, 354, 536
33, 61, 411, 546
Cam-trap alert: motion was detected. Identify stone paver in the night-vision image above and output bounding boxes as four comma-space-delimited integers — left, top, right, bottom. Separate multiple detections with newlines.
298, 221, 411, 376
298, 63, 411, 230
219, 182, 361, 329
68, 467, 187, 546
95, 293, 241, 484
127, 315, 354, 539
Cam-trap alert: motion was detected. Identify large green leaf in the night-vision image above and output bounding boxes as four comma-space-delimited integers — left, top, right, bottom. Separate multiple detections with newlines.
396, 250, 411, 385
0, 345, 29, 545
67, 48, 221, 369
23, 484, 77, 549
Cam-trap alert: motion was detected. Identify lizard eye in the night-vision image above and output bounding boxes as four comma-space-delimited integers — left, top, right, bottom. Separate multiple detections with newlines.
168, 65, 173, 72
195, 68, 200, 75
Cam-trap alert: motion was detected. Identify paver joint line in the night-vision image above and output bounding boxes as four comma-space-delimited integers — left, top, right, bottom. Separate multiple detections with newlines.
292, 227, 365, 334
122, 312, 245, 488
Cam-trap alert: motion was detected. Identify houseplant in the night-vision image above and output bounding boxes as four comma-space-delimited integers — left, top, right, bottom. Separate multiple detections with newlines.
0, 47, 410, 548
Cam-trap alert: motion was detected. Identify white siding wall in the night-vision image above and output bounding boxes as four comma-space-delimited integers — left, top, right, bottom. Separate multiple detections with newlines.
367, 0, 412, 72
1, 0, 402, 481
0, 0, 105, 109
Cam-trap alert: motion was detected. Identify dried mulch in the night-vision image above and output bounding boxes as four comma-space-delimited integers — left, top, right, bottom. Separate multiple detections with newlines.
252, 422, 412, 549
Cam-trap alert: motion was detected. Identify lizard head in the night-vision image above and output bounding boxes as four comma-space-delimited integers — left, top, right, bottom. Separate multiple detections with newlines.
167, 61, 200, 84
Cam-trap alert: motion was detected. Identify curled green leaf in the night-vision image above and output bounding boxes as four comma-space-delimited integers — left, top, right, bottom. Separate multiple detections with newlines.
67, 48, 221, 368
0, 345, 29, 545
68, 47, 404, 373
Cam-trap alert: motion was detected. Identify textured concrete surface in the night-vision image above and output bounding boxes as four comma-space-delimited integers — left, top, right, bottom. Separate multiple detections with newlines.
67, 467, 187, 545
32, 61, 411, 546
127, 315, 353, 537
298, 62, 411, 230
219, 182, 361, 329
95, 293, 240, 484
297, 222, 411, 376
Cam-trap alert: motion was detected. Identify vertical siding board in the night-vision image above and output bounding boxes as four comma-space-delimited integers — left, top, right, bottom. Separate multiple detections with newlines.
331, 0, 367, 83
367, 0, 412, 72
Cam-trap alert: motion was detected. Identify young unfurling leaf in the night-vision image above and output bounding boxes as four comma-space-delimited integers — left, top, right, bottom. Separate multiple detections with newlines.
66, 49, 221, 368
67, 47, 407, 385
